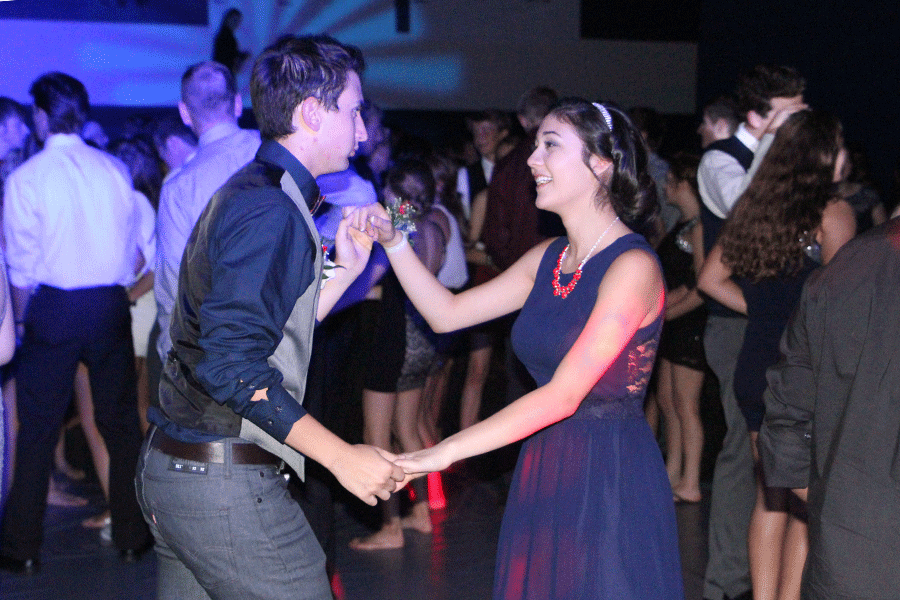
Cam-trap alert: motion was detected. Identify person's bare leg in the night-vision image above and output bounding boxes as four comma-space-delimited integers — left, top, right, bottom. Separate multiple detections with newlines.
53, 422, 85, 481
460, 345, 491, 430
644, 390, 660, 436
46, 474, 89, 507
655, 359, 682, 488
349, 389, 405, 550
72, 363, 112, 526
395, 387, 432, 533
776, 497, 808, 600
748, 432, 789, 600
671, 363, 705, 502
419, 357, 452, 447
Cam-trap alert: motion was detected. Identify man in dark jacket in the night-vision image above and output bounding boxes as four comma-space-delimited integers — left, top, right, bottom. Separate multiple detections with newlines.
760, 217, 900, 599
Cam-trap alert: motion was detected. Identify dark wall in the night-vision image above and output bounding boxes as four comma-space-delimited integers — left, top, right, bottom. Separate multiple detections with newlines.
698, 0, 900, 203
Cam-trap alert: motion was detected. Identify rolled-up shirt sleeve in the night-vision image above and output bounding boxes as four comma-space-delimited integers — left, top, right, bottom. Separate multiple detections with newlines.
759, 280, 816, 489
194, 191, 315, 442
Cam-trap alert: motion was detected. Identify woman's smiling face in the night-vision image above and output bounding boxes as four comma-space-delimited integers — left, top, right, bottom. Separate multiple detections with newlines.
527, 114, 607, 212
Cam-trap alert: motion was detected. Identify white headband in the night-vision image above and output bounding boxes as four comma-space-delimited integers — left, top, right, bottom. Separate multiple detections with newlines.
592, 102, 613, 131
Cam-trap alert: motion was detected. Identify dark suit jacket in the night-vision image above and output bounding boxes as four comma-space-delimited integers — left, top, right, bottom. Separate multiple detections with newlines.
759, 218, 900, 599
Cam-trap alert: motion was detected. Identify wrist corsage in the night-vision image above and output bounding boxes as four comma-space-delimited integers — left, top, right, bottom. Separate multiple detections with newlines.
386, 196, 418, 235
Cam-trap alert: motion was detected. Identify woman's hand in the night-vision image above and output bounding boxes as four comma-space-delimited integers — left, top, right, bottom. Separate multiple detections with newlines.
394, 444, 454, 477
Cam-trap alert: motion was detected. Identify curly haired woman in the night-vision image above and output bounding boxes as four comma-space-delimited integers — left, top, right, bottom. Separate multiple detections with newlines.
700, 110, 856, 600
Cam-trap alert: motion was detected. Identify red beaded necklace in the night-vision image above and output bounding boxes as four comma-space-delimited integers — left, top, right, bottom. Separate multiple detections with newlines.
551, 217, 619, 298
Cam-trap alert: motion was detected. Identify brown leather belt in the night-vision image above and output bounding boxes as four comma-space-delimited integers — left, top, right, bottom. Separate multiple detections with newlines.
150, 428, 280, 466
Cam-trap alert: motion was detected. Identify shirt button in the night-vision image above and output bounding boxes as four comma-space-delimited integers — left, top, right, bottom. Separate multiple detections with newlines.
275, 406, 282, 412
267, 419, 274, 426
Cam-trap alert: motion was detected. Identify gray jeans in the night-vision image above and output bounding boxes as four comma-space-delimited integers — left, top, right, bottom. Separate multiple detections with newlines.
702, 316, 754, 600
136, 429, 331, 600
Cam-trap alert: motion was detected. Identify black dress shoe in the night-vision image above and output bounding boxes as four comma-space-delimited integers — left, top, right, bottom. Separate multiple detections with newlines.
0, 554, 40, 575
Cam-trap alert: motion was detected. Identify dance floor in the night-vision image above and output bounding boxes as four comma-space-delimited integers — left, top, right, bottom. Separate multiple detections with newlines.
0, 460, 710, 600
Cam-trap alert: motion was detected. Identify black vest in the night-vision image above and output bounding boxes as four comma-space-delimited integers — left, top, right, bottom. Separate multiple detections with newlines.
466, 161, 488, 199
700, 135, 754, 318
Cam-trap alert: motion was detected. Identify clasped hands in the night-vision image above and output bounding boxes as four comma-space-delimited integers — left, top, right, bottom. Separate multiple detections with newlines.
341, 203, 403, 249
348, 443, 451, 506
336, 204, 452, 505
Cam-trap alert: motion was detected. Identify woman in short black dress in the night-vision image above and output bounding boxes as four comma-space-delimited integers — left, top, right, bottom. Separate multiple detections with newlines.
654, 153, 707, 503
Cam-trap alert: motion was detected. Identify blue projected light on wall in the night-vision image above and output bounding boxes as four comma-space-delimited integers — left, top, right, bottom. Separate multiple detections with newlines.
0, 0, 206, 25
367, 57, 462, 93
0, 0, 466, 107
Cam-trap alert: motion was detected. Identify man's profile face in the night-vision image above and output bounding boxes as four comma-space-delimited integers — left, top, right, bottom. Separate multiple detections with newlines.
318, 71, 368, 174
697, 115, 724, 149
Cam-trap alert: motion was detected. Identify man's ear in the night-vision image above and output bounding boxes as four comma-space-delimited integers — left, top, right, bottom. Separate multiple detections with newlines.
296, 96, 322, 133
233, 94, 244, 120
178, 102, 192, 129
745, 110, 765, 132
712, 118, 731, 140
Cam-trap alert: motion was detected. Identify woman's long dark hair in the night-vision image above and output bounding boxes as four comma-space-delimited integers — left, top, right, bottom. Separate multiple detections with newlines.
719, 110, 842, 280
546, 98, 660, 238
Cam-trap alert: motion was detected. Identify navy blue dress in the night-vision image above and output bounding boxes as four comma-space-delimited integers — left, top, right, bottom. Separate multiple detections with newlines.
734, 255, 818, 432
497, 234, 684, 600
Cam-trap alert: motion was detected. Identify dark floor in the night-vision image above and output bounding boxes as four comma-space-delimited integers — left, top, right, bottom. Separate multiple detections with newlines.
0, 462, 711, 600
2, 342, 723, 599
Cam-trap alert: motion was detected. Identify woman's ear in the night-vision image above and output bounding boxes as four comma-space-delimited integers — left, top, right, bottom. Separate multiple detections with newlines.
589, 155, 612, 179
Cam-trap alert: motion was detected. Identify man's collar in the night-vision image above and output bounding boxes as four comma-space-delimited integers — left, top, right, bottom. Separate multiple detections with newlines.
197, 121, 241, 147
44, 133, 85, 149
735, 123, 759, 152
257, 139, 320, 210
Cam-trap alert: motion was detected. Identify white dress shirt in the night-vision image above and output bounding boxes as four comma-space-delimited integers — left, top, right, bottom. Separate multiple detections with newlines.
154, 121, 260, 360
3, 133, 147, 290
132, 190, 156, 283
697, 123, 760, 219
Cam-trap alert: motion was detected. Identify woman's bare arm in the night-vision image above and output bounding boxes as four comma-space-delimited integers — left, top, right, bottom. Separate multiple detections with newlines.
698, 243, 747, 314
394, 249, 665, 475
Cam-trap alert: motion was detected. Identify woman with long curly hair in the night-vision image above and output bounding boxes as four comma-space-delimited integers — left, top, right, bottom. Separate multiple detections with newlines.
699, 110, 856, 600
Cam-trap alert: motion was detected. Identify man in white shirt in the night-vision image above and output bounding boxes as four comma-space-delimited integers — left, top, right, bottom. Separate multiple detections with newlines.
154, 61, 260, 367
699, 65, 806, 600
0, 72, 151, 574
456, 110, 509, 221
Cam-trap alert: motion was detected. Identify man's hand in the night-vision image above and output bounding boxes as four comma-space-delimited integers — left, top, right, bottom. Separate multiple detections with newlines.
329, 444, 405, 506
333, 217, 372, 278
765, 101, 809, 134
343, 204, 402, 248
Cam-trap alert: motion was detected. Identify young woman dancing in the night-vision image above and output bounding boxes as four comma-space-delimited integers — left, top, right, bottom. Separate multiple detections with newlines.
350, 99, 684, 599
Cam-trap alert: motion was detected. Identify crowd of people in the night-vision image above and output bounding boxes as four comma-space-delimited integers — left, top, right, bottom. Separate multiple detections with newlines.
0, 26, 898, 600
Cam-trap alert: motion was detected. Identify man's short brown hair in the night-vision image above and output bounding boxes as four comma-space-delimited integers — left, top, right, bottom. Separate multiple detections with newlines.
250, 35, 364, 140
